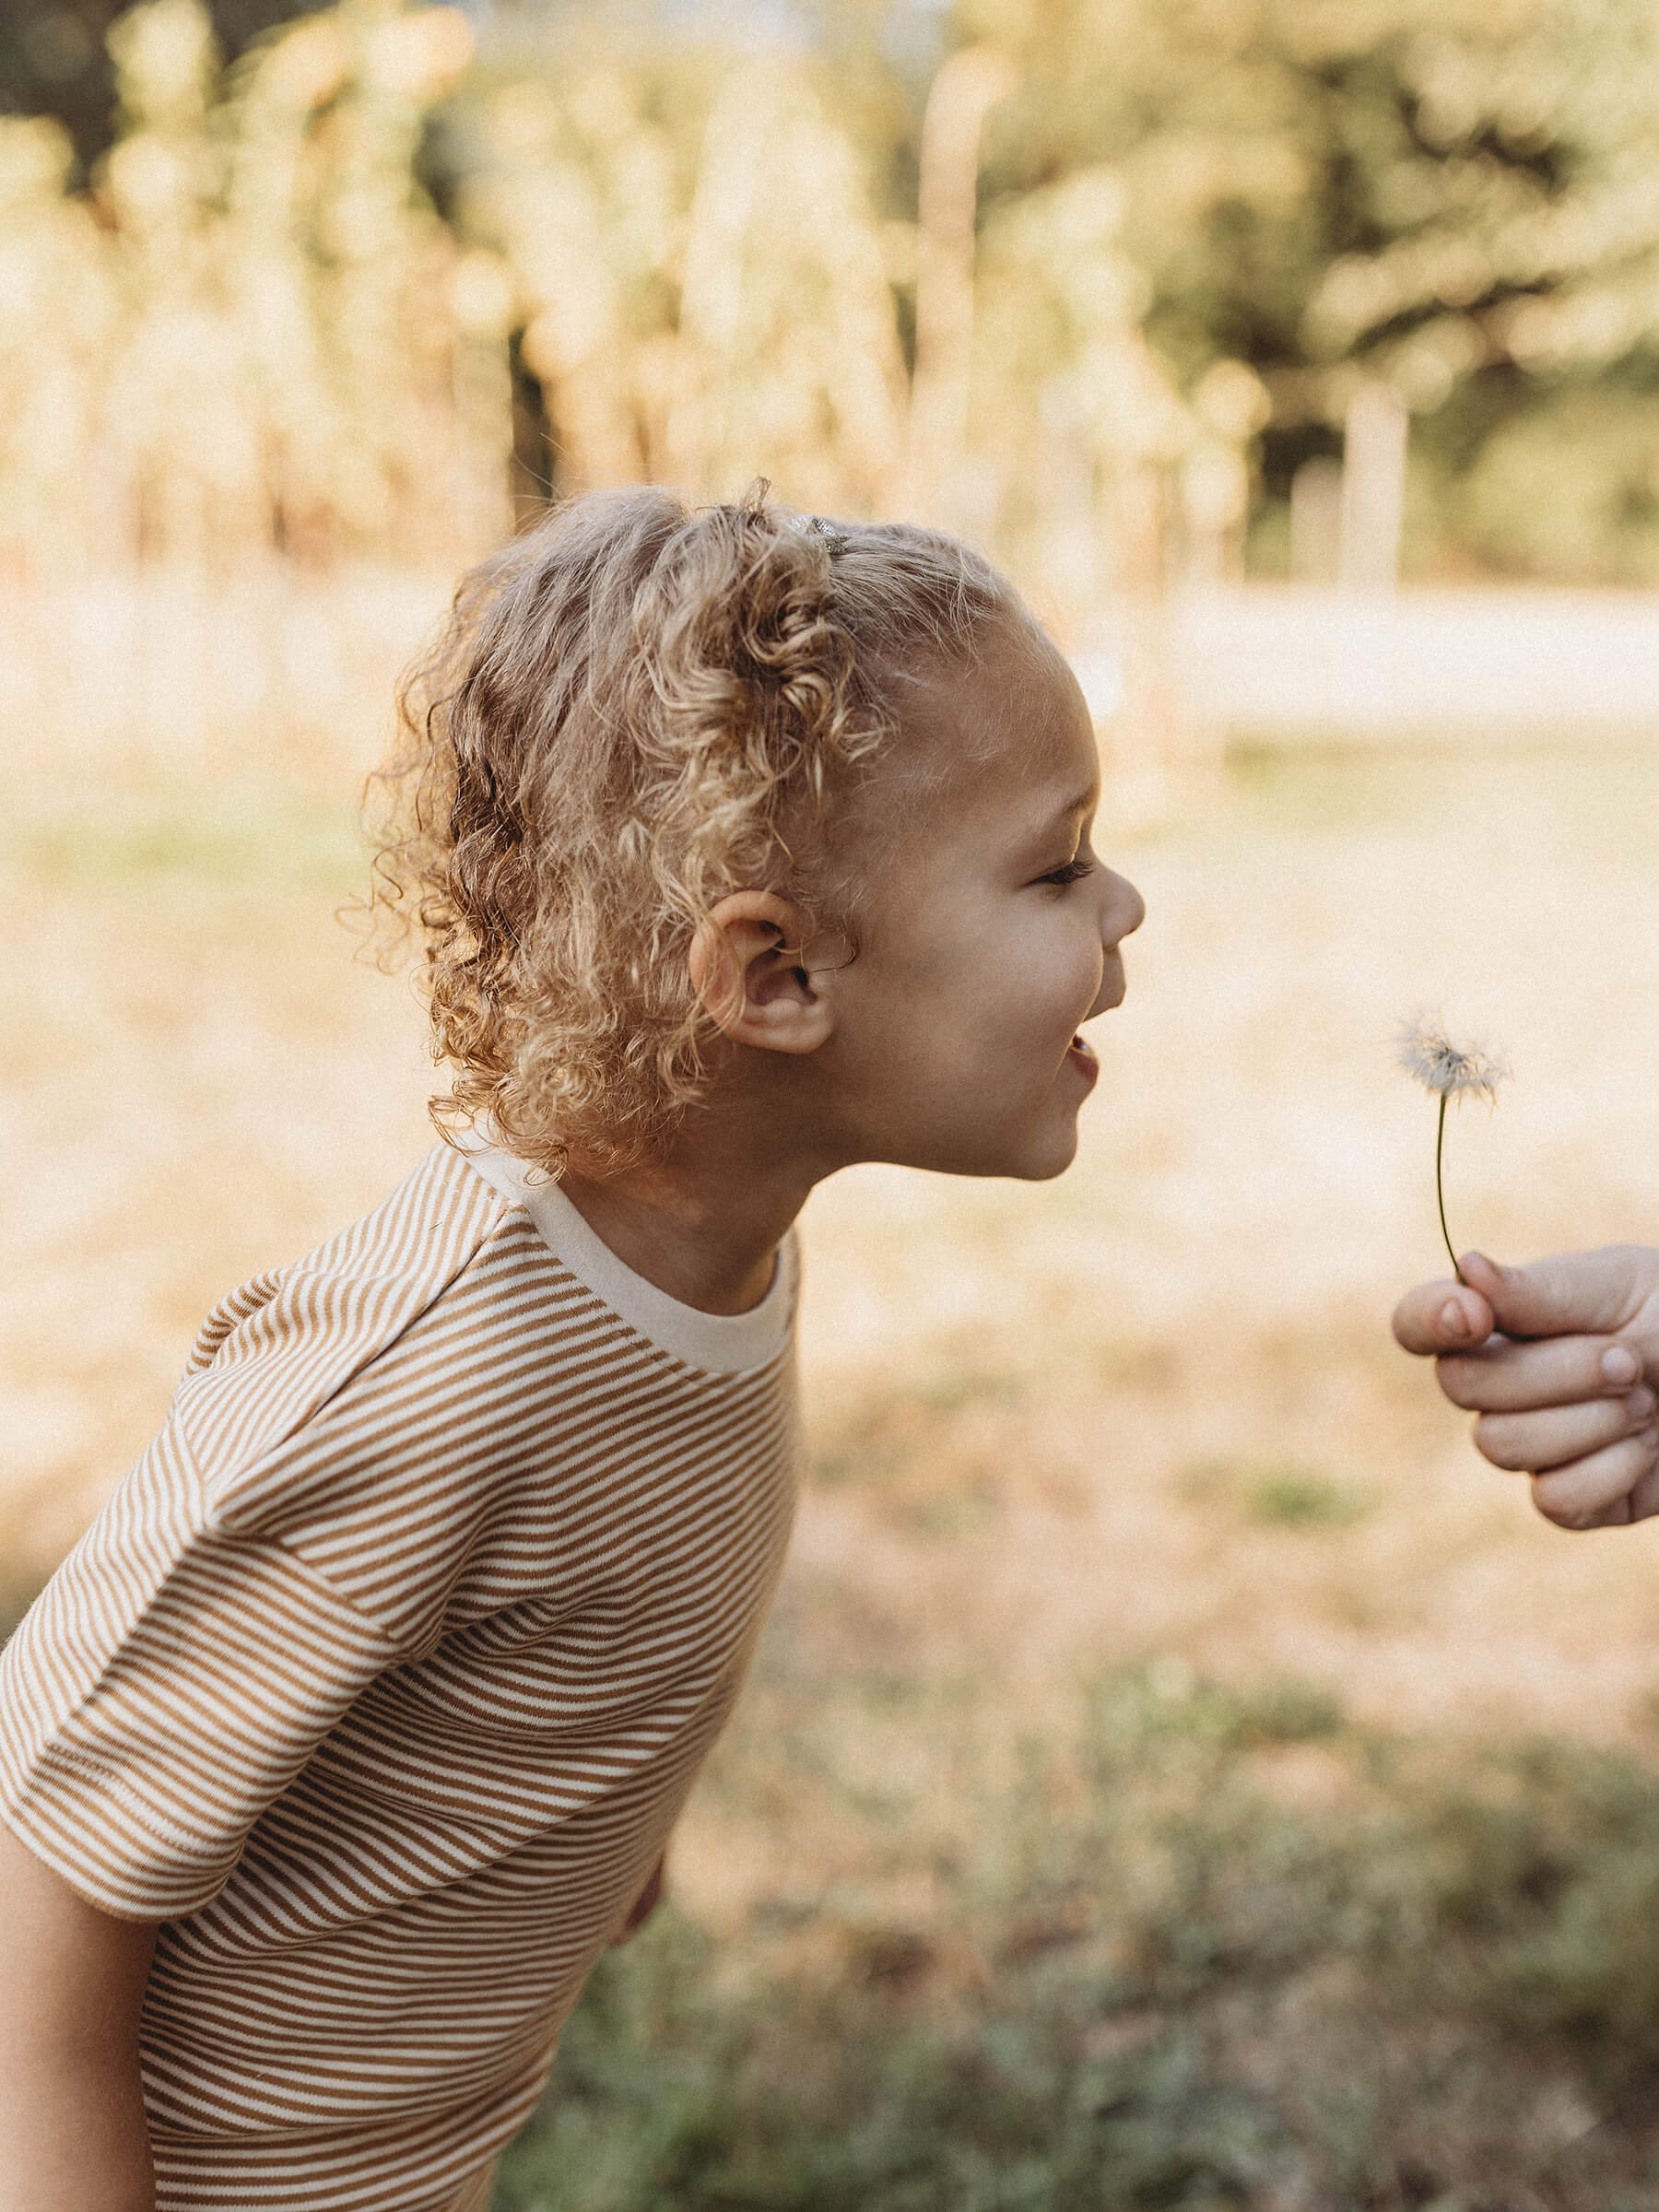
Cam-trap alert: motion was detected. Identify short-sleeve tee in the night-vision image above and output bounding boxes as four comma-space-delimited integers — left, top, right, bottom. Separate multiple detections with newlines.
0, 1145, 801, 2211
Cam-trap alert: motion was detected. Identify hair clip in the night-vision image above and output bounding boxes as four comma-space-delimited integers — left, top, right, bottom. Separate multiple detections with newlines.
804, 514, 848, 557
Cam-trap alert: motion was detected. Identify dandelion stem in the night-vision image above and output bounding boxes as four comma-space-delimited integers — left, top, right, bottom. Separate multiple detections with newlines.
1434, 1091, 1463, 1285
1398, 1016, 1505, 1280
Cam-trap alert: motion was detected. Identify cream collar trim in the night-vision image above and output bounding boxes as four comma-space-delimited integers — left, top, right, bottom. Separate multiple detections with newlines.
456, 1143, 796, 1375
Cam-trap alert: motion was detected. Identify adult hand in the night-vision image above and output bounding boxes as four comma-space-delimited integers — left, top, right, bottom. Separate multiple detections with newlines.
1392, 1247, 1659, 1528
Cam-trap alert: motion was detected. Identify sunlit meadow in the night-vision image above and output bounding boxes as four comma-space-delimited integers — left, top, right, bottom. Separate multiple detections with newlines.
14, 0, 1659, 2199
12, 620, 1659, 2199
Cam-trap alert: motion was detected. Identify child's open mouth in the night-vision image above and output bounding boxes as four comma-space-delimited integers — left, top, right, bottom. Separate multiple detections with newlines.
1065, 1033, 1100, 1088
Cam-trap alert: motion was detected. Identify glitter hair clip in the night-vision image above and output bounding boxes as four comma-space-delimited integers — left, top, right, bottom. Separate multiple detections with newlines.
804, 514, 848, 557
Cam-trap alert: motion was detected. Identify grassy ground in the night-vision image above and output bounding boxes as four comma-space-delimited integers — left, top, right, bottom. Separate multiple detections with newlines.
500, 1666, 1659, 2210
12, 700, 1659, 2202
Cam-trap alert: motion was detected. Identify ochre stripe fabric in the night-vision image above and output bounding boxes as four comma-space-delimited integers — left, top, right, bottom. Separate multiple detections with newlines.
0, 1146, 801, 2210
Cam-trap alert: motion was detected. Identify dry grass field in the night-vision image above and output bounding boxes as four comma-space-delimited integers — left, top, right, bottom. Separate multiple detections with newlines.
13, 595, 1659, 2204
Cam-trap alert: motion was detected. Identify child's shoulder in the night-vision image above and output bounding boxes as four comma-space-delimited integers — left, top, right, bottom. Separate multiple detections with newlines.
175, 1144, 534, 1512
182, 1144, 503, 1381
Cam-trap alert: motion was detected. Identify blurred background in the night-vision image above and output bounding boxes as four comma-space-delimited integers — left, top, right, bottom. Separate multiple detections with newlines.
12, 0, 1659, 2202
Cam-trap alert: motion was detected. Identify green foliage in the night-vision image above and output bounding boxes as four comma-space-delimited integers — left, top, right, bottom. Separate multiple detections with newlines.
1179, 1456, 1371, 1528
496, 1671, 1659, 2208
952, 0, 1659, 572
1241, 1464, 1371, 1528
961, 0, 1659, 378
1458, 387, 1659, 583
6, 784, 363, 889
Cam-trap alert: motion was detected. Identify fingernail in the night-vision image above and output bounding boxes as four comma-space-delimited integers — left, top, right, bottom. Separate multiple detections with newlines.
1439, 1299, 1471, 1342
1604, 1346, 1641, 1387
1629, 1387, 1657, 1421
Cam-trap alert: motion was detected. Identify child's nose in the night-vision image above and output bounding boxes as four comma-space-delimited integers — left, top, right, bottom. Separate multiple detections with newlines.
1102, 870, 1146, 944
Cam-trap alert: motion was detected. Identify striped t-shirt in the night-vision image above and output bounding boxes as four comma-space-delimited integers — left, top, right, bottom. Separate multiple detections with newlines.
0, 1143, 801, 2211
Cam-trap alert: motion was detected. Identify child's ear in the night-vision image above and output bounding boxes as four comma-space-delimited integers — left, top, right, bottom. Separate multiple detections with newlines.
689, 891, 835, 1055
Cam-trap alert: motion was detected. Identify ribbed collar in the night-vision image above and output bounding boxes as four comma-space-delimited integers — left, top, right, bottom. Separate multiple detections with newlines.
456, 1143, 797, 1375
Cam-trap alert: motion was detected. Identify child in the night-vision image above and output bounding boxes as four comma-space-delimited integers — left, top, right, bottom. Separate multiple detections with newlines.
0, 485, 1145, 2212
1394, 1248, 1659, 1527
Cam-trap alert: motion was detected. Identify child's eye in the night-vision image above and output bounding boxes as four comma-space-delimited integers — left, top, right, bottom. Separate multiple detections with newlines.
1037, 857, 1094, 888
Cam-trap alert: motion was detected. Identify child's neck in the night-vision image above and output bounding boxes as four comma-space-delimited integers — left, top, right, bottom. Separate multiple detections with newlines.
557, 1133, 817, 1318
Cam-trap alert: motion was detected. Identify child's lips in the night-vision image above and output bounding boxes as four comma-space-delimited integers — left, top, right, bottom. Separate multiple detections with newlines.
1065, 1033, 1100, 1088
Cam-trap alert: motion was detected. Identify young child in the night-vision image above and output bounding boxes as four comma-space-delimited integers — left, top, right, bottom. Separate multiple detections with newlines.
0, 486, 1145, 2212
1394, 1248, 1659, 1527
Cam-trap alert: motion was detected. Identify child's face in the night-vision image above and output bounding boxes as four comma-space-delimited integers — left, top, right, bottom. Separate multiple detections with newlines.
818, 623, 1144, 1182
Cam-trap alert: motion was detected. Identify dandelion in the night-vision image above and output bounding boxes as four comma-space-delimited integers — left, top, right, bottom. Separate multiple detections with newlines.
1395, 1015, 1510, 1282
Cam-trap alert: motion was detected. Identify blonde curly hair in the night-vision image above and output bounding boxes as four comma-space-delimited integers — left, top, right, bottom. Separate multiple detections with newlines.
370, 482, 1023, 1179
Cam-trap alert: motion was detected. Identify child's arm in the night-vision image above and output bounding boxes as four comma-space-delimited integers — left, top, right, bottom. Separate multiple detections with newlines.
0, 1823, 158, 2212
1392, 1248, 1659, 1528
609, 1851, 666, 1946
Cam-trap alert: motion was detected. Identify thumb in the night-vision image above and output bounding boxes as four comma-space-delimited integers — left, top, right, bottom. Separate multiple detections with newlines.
1392, 1275, 1494, 1357
1460, 1248, 1645, 1342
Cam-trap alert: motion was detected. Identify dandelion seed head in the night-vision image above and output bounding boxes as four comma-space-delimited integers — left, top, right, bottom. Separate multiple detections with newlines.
1395, 1015, 1510, 1107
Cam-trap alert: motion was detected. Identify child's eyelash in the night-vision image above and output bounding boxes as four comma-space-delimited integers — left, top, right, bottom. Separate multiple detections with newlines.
1039, 858, 1094, 887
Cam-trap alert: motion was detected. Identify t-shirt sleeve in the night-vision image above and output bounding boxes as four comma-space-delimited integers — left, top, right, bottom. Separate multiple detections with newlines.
0, 1156, 509, 1920
0, 1412, 404, 1920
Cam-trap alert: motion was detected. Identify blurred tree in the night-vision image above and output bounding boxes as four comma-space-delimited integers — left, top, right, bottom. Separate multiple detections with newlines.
450, 10, 1229, 613
955, 0, 1659, 578
0, 0, 320, 176
465, 48, 913, 510
0, 112, 112, 575
0, 0, 512, 577
16, 0, 1659, 593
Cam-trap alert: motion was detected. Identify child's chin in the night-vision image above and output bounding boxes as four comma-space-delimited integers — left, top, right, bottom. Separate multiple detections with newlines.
908, 1112, 1082, 1181
1004, 1124, 1082, 1182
